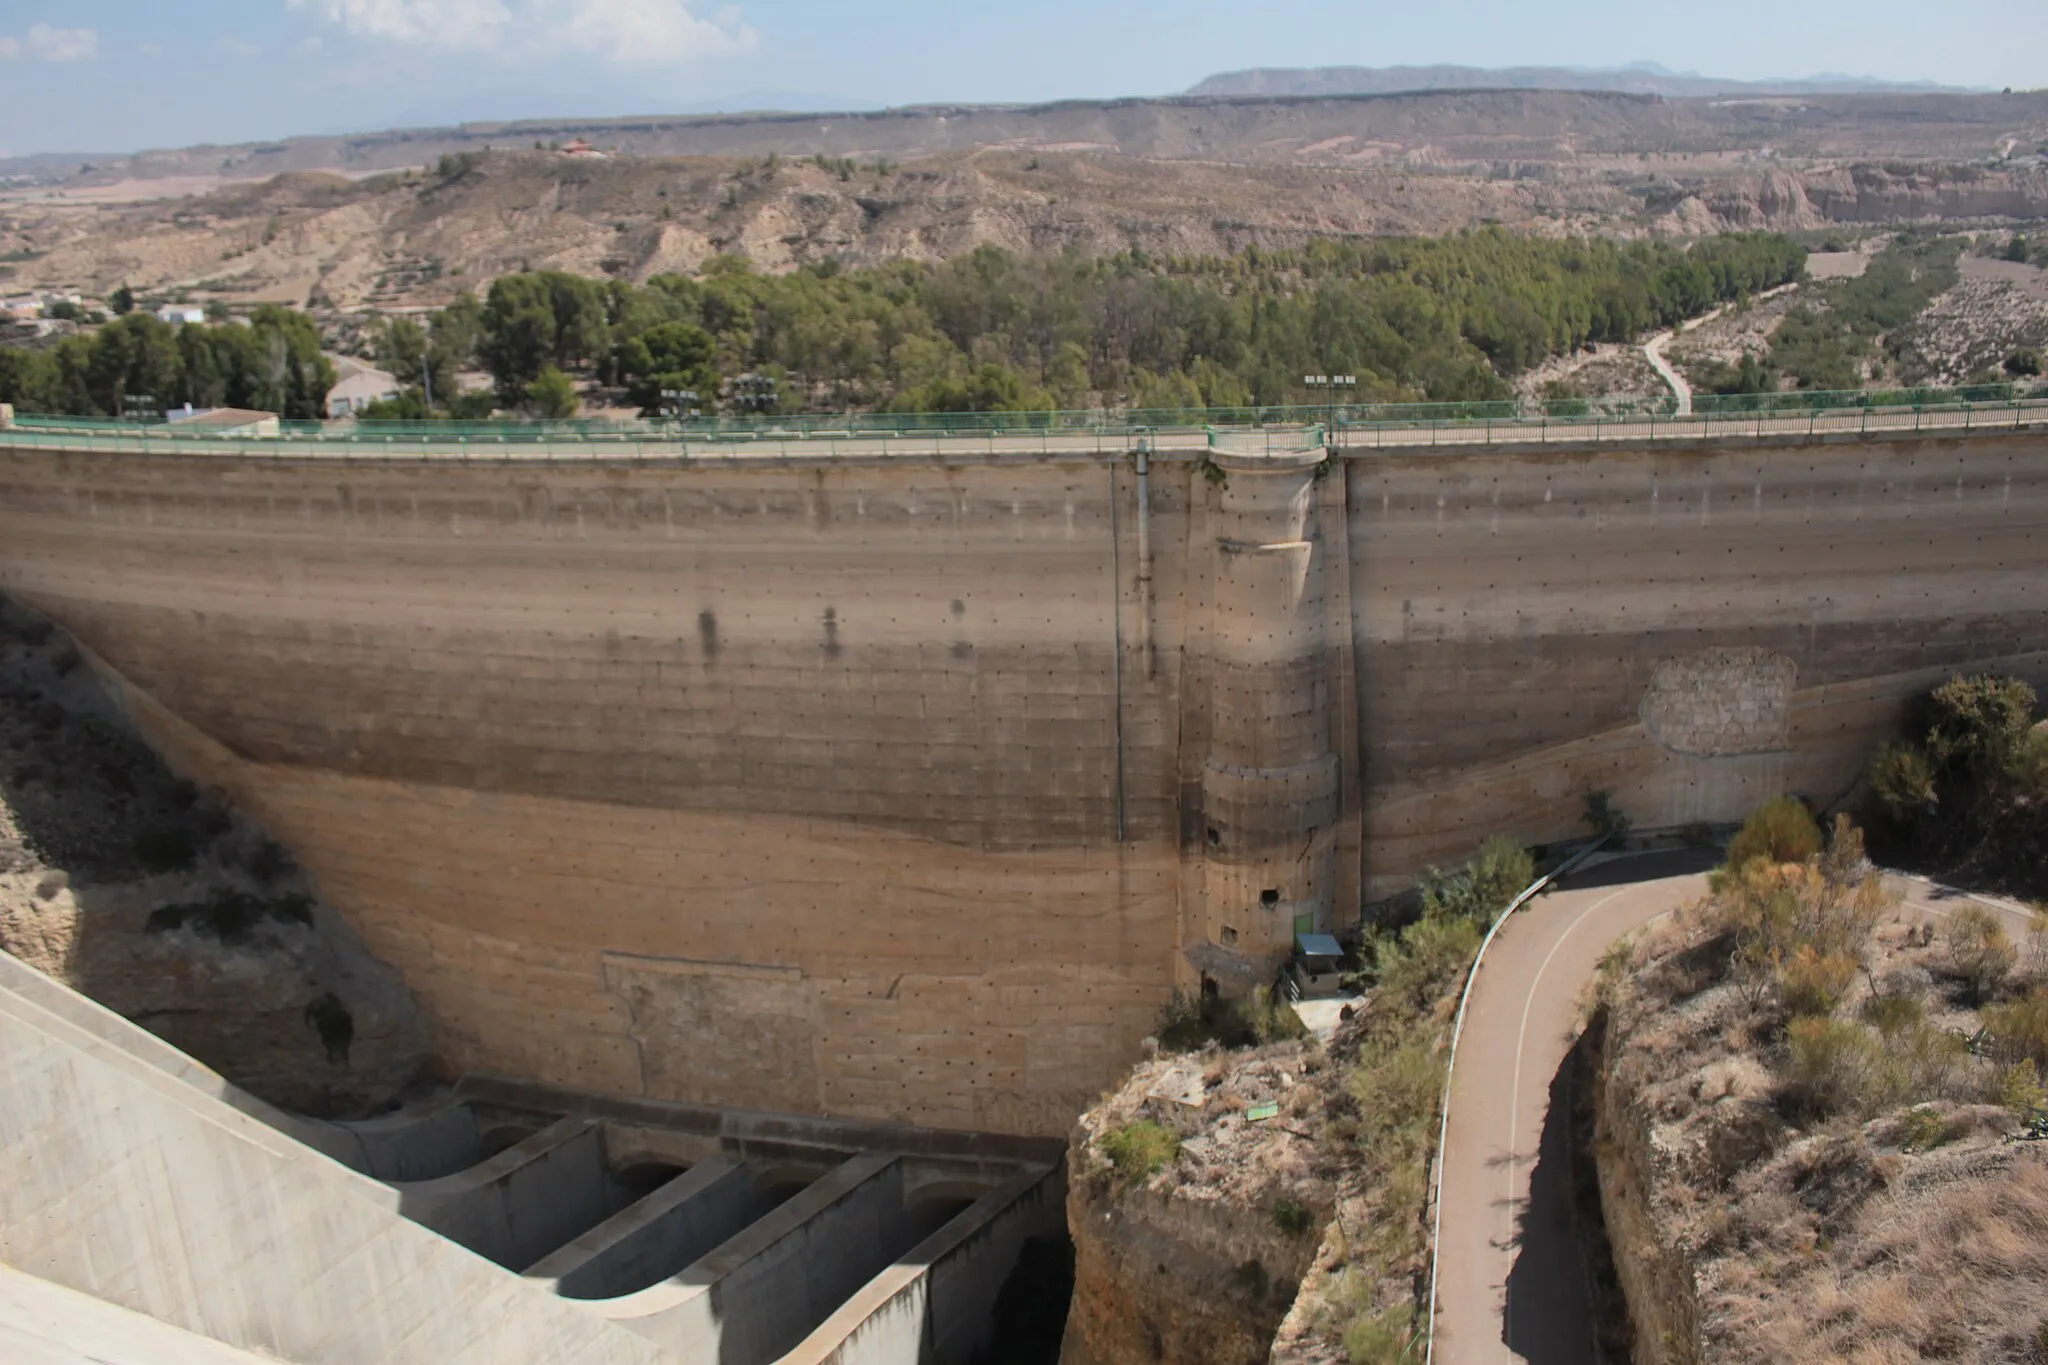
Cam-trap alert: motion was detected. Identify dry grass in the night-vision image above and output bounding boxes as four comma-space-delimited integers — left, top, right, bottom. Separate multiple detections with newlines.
1732, 1157, 2048, 1364
1606, 812, 2048, 1363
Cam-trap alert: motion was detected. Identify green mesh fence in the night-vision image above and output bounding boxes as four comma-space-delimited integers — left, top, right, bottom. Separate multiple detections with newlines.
4, 382, 2044, 446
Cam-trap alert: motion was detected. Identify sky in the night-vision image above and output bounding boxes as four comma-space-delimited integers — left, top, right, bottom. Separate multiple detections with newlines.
0, 0, 2043, 158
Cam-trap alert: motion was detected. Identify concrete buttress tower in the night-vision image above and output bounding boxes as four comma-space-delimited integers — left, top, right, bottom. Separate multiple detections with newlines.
1194, 444, 1342, 983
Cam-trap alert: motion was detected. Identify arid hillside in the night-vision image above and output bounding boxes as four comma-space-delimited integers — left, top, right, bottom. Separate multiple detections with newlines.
10, 87, 2048, 185
5, 148, 2047, 312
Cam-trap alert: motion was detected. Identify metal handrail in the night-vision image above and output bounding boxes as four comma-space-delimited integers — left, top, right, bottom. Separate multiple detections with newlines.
6, 381, 2044, 446
5, 398, 2043, 464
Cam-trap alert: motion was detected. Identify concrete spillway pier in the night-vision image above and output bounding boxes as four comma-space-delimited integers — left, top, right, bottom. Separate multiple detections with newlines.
0, 946, 1062, 1364
3, 409, 2048, 1136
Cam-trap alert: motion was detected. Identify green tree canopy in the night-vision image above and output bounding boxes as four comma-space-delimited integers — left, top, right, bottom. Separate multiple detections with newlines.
616, 320, 719, 416
523, 364, 580, 418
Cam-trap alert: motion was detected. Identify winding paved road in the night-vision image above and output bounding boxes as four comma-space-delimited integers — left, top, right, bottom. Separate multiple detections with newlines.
1429, 854, 2040, 1364
1640, 283, 1800, 418
1641, 331, 1692, 416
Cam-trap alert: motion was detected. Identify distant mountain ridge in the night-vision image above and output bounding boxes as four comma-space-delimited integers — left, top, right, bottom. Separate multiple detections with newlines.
1187, 63, 1981, 99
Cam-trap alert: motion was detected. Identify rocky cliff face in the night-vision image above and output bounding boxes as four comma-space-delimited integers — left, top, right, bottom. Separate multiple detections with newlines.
1667, 163, 2048, 234
0, 597, 429, 1117
1592, 1008, 1703, 1365
1060, 1045, 1335, 1365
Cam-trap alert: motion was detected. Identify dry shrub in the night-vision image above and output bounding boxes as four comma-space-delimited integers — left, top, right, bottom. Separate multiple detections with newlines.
1859, 988, 1926, 1038
1999, 1060, 2048, 1124
1729, 1163, 2048, 1364
1785, 1016, 1978, 1118
1922, 1159, 2048, 1279
1722, 794, 1823, 876
1781, 943, 1859, 1017
1341, 1304, 1417, 1365
1707, 817, 1891, 1009
1700, 1101, 1789, 1187
1099, 1120, 1179, 1184
1345, 1033, 1441, 1183
1946, 904, 2017, 1002
1984, 985, 2048, 1069
1897, 1105, 1949, 1152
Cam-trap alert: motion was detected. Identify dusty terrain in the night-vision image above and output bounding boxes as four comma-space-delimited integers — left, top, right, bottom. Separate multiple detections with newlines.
1895, 253, 2048, 384
0, 597, 429, 1117
1667, 285, 1820, 374
1514, 342, 1664, 403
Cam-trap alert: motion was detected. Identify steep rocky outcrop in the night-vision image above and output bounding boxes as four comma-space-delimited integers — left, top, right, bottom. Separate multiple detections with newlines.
1061, 1045, 1335, 1365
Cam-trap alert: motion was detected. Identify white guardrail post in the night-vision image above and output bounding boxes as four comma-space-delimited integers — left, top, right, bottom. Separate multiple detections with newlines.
1420, 834, 1610, 1365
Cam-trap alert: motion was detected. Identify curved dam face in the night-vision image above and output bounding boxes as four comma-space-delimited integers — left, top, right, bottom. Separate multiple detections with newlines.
2, 428, 2045, 1134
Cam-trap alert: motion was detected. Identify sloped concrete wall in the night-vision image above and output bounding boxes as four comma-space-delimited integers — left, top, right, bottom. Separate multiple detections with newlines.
0, 966, 680, 1365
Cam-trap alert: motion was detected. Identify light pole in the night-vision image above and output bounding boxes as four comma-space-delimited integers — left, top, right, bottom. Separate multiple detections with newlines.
732, 373, 777, 415
1304, 372, 1355, 452
661, 387, 700, 429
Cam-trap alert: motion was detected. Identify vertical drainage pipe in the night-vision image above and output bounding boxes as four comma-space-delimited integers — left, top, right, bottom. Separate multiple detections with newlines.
1110, 460, 1127, 844
1134, 446, 1154, 675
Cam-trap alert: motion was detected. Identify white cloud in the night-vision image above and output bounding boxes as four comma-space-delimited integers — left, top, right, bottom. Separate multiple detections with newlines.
222, 37, 265, 58
290, 0, 512, 49
288, 0, 751, 63
541, 0, 755, 63
26, 24, 99, 62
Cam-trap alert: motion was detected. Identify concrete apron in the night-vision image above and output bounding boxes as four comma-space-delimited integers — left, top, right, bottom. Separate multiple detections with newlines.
4, 945, 1068, 1365
0, 975, 676, 1365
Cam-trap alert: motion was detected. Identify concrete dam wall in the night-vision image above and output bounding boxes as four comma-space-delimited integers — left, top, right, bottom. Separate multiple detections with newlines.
1, 426, 2043, 1135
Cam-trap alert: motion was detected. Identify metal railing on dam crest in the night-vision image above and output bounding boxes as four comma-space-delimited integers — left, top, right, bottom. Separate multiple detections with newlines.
4, 386, 2046, 463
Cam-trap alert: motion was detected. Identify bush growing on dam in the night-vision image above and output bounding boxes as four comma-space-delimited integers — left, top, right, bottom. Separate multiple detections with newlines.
1155, 983, 1307, 1052
145, 890, 315, 946
1719, 794, 1822, 880
1417, 835, 1533, 924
